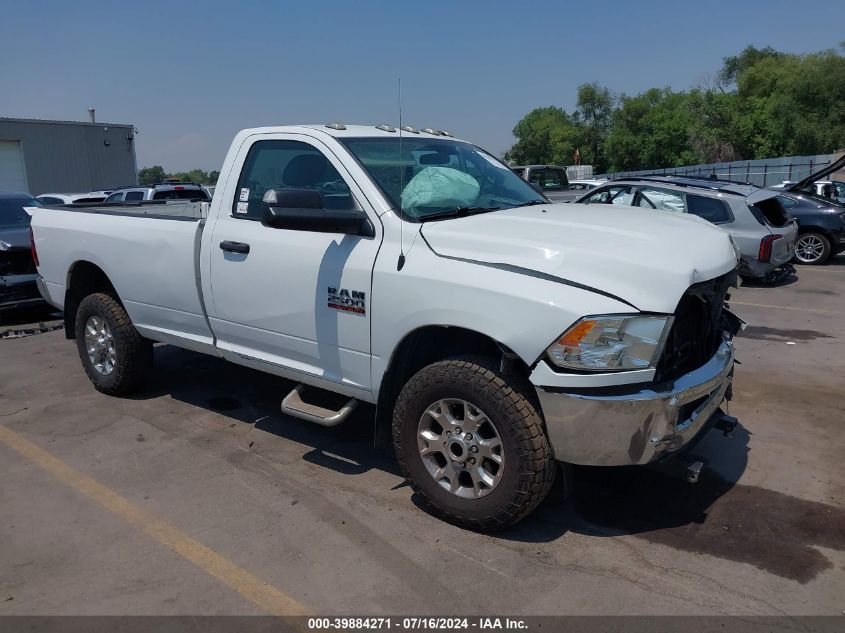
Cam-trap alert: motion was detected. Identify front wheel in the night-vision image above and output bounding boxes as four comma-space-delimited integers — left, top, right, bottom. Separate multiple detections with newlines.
75, 293, 153, 395
793, 231, 831, 265
392, 356, 555, 530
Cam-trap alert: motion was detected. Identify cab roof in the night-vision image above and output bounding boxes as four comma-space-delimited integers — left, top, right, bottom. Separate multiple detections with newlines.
236, 124, 467, 143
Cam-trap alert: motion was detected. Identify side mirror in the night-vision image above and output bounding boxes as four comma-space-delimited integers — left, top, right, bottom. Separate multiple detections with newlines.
261, 189, 374, 237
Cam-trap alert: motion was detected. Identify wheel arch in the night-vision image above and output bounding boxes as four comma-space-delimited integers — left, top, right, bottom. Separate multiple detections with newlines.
63, 260, 120, 340
795, 224, 835, 240
374, 325, 530, 447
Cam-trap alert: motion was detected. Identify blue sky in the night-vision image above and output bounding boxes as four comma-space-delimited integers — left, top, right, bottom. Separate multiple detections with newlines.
2, 0, 843, 171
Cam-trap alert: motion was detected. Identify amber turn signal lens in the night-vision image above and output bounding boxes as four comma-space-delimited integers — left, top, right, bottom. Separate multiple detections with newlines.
558, 319, 597, 346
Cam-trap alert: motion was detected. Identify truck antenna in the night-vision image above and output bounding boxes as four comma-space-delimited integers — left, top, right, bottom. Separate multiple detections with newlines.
397, 78, 406, 271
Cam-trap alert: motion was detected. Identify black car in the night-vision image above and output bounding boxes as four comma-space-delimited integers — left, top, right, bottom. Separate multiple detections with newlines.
775, 192, 845, 265
0, 192, 44, 312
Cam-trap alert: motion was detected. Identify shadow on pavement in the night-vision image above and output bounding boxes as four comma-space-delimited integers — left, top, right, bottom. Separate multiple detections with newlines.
132, 344, 845, 583
0, 305, 62, 329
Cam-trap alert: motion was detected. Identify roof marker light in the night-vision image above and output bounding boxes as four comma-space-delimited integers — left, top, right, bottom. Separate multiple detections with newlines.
325, 122, 346, 130
375, 124, 396, 132
400, 125, 420, 134
421, 128, 441, 135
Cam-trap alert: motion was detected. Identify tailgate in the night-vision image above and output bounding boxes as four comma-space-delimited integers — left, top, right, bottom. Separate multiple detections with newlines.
744, 190, 797, 264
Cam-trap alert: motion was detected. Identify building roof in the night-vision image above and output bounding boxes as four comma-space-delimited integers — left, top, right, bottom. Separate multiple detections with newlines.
0, 116, 134, 129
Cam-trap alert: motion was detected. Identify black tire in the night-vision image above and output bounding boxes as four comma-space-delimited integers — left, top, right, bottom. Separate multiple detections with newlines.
793, 231, 831, 265
392, 355, 555, 531
74, 292, 152, 395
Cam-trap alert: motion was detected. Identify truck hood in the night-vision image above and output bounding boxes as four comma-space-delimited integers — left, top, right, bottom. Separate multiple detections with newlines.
420, 204, 738, 313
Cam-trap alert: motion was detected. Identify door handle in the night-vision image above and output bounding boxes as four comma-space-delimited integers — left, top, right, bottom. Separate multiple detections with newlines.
219, 240, 250, 254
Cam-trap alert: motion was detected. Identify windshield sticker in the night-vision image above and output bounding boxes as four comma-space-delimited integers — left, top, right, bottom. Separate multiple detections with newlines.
477, 151, 510, 170
327, 286, 366, 316
239, 188, 250, 202
236, 201, 248, 214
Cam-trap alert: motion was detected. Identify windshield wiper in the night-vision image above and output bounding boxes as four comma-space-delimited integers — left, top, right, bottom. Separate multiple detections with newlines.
520, 199, 548, 206
419, 206, 501, 222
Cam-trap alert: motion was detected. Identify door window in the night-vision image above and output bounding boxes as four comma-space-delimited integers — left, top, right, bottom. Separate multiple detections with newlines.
686, 194, 732, 223
124, 191, 145, 201
104, 192, 124, 202
232, 140, 356, 220
583, 185, 633, 205
529, 168, 569, 190
636, 187, 685, 212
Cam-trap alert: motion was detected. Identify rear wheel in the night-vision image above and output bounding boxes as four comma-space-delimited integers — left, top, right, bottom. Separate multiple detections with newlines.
392, 356, 555, 530
75, 293, 152, 395
793, 232, 831, 265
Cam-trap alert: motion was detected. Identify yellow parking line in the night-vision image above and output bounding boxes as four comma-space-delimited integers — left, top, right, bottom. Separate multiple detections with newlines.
731, 300, 840, 316
0, 424, 311, 616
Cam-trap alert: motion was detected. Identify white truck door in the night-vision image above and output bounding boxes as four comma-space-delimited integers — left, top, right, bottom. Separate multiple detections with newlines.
206, 135, 380, 395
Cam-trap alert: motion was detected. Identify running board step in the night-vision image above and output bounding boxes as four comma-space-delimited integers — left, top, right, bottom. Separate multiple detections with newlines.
281, 384, 357, 427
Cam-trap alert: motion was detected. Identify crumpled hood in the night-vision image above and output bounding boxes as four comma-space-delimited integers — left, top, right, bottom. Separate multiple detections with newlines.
421, 203, 738, 313
0, 227, 31, 251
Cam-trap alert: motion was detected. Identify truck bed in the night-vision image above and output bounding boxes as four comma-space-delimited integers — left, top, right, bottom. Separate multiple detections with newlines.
30, 201, 215, 353
42, 199, 207, 220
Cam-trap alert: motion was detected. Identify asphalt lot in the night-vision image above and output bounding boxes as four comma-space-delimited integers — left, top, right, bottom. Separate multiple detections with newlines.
1, 259, 843, 616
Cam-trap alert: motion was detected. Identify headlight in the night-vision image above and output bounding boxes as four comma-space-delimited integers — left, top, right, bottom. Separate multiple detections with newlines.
546, 315, 673, 372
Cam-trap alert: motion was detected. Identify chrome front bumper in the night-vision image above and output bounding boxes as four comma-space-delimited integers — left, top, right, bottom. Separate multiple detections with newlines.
535, 339, 735, 466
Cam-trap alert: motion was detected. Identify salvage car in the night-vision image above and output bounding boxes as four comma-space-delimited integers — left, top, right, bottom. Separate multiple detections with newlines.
775, 192, 845, 265
37, 193, 108, 205
1, 192, 44, 312
569, 179, 606, 192
773, 179, 845, 204
30, 124, 743, 530
103, 183, 210, 203
573, 175, 798, 283
510, 165, 581, 202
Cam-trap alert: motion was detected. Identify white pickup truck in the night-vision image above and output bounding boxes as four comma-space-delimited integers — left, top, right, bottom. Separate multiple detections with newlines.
29, 124, 743, 529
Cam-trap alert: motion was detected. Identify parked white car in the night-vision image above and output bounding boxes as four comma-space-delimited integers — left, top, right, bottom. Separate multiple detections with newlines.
568, 179, 606, 191
36, 192, 107, 205
30, 124, 743, 529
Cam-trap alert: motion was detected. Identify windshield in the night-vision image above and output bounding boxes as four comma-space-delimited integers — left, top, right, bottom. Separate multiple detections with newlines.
340, 137, 546, 220
0, 198, 41, 229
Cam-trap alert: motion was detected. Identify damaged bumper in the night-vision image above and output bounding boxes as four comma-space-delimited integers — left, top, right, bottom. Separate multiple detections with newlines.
534, 338, 736, 466
0, 273, 43, 311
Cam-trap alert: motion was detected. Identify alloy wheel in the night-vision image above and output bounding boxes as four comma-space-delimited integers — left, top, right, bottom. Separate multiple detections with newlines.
417, 398, 504, 499
794, 234, 826, 263
84, 315, 116, 375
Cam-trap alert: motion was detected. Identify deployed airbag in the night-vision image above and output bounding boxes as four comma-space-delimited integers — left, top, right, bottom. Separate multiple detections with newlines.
401, 167, 480, 214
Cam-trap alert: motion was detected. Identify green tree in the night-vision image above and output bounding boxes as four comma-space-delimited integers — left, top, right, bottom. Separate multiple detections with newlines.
138, 165, 166, 185
731, 49, 845, 158
574, 83, 615, 172
605, 88, 698, 171
508, 44, 845, 173
504, 106, 581, 166
719, 45, 785, 88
